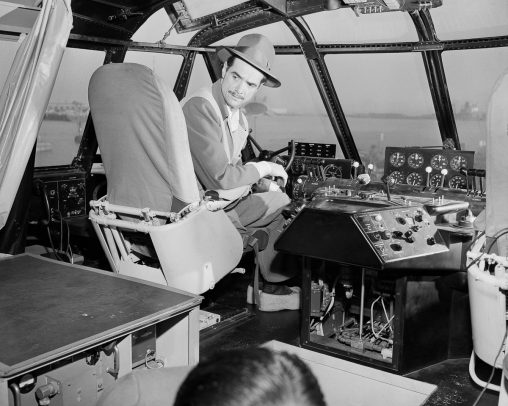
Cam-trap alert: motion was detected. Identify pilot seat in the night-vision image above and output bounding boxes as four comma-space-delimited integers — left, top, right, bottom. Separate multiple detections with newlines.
87, 62, 247, 295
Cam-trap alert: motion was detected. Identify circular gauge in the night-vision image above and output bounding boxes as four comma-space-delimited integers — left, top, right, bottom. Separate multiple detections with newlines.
323, 164, 343, 178
450, 155, 467, 171
430, 173, 443, 187
407, 153, 424, 169
389, 170, 405, 184
389, 152, 405, 167
448, 175, 467, 189
406, 172, 423, 186
430, 154, 448, 170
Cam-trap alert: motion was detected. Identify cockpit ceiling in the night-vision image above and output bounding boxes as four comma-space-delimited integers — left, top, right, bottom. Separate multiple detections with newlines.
67, 0, 443, 41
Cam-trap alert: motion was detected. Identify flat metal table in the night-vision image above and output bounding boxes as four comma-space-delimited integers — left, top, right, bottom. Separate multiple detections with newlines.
0, 253, 201, 405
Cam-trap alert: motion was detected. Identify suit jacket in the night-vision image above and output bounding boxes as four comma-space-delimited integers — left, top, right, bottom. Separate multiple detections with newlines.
182, 80, 260, 193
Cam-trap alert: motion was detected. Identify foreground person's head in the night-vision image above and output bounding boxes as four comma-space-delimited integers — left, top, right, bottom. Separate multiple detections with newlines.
174, 347, 327, 406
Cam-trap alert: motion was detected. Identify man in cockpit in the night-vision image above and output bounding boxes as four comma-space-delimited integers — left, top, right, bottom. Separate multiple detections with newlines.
182, 34, 299, 312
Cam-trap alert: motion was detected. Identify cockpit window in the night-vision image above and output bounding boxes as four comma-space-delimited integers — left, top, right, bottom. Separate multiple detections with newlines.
124, 51, 183, 88
325, 53, 440, 180
431, 0, 508, 40
243, 54, 343, 157
442, 48, 508, 169
304, 8, 418, 44
186, 54, 213, 96
36, 48, 105, 167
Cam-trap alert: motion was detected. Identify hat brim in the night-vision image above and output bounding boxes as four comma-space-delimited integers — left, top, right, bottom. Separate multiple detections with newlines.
217, 46, 281, 88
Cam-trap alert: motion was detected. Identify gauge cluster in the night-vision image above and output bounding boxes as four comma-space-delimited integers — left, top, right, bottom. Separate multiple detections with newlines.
278, 142, 356, 199
384, 147, 474, 189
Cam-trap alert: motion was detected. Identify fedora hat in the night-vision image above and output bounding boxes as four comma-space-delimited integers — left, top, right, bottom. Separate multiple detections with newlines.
217, 34, 281, 88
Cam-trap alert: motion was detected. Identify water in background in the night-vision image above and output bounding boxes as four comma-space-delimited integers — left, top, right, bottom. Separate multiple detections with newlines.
36, 115, 487, 177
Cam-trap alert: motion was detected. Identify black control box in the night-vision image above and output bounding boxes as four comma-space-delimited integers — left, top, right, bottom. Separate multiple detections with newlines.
291, 142, 336, 158
32, 168, 87, 221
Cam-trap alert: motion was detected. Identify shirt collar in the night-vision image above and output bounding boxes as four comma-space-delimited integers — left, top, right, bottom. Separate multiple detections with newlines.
225, 104, 241, 132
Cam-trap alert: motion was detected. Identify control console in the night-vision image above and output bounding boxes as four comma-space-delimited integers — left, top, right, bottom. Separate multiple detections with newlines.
275, 195, 448, 270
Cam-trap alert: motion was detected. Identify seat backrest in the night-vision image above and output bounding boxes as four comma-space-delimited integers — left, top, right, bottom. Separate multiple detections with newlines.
89, 63, 200, 212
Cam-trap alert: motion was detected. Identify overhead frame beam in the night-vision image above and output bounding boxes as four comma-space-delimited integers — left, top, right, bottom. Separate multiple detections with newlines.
411, 9, 459, 149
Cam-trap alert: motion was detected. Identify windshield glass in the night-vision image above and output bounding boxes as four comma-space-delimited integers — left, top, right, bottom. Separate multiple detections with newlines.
431, 0, 508, 40
36, 48, 105, 167
326, 53, 439, 180
443, 48, 508, 169
305, 8, 418, 43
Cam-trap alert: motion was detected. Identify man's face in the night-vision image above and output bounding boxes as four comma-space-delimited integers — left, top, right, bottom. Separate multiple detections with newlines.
221, 58, 264, 110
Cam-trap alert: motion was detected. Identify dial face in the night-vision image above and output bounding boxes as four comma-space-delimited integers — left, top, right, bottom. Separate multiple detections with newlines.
389, 170, 405, 184
407, 153, 424, 169
430, 173, 443, 187
430, 154, 448, 170
389, 152, 405, 167
450, 155, 467, 171
406, 172, 423, 186
448, 175, 467, 189
323, 164, 343, 178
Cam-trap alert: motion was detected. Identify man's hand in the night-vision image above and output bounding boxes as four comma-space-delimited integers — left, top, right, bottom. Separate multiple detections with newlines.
247, 161, 288, 186
252, 178, 283, 193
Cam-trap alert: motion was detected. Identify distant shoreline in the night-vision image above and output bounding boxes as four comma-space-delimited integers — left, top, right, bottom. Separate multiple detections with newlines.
44, 112, 73, 121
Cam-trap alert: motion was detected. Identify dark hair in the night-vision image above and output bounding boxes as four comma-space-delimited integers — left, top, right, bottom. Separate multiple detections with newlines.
174, 347, 326, 406
225, 56, 267, 86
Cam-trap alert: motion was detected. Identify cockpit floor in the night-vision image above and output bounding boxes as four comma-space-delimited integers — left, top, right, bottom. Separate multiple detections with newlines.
199, 259, 499, 406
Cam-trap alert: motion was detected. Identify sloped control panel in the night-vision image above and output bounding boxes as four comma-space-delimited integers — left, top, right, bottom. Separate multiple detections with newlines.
275, 196, 448, 270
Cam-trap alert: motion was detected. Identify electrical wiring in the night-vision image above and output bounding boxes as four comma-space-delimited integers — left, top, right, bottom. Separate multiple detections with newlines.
370, 295, 394, 344
46, 226, 65, 262
486, 228, 508, 254
471, 328, 508, 406
380, 295, 393, 334
44, 209, 74, 263
466, 228, 508, 273
320, 276, 340, 321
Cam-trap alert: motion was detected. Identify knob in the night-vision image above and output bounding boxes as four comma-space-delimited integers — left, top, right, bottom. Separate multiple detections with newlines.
392, 230, 403, 238
427, 237, 436, 245
367, 163, 374, 176
406, 236, 415, 243
425, 166, 432, 187
414, 213, 423, 222
405, 230, 413, 238
370, 232, 381, 241
35, 381, 60, 400
396, 217, 406, 225
411, 225, 420, 232
390, 243, 402, 251
373, 214, 383, 222
380, 230, 392, 240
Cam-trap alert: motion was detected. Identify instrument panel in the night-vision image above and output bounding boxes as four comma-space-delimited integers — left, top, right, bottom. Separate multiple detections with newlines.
384, 147, 475, 189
